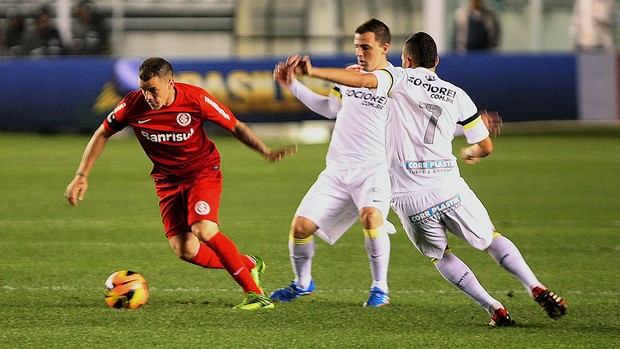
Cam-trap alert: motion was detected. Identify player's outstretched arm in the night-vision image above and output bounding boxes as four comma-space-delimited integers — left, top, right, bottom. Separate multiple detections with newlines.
231, 120, 297, 162
65, 125, 112, 206
274, 61, 338, 119
288, 55, 378, 89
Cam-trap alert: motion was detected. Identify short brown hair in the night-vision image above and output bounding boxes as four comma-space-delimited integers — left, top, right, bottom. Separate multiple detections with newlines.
139, 57, 173, 81
355, 18, 391, 45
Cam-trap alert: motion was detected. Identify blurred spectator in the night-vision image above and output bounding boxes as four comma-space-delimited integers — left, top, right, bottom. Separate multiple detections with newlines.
452, 0, 500, 52
570, 0, 616, 51
22, 5, 65, 56
1, 8, 26, 55
72, 0, 111, 55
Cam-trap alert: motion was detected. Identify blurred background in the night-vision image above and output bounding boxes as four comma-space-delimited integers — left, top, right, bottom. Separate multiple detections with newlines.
0, 0, 618, 135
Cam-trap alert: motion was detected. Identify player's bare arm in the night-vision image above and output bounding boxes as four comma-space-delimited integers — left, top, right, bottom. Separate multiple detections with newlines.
65, 125, 112, 206
288, 54, 378, 89
231, 120, 297, 162
460, 137, 493, 164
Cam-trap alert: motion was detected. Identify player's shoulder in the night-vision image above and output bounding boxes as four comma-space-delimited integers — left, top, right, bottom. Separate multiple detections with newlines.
120, 89, 147, 111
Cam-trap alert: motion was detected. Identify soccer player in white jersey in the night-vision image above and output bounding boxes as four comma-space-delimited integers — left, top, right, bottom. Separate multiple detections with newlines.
269, 18, 395, 307
282, 32, 567, 325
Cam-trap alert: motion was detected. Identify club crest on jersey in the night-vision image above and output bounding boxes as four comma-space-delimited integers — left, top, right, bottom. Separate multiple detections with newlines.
177, 113, 191, 126
195, 201, 211, 215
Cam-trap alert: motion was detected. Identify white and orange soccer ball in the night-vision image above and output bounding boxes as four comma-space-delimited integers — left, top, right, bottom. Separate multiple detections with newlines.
104, 270, 149, 309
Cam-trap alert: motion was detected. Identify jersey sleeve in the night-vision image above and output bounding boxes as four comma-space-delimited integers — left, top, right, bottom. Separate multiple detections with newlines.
199, 90, 237, 131
455, 91, 489, 144
288, 79, 339, 119
372, 68, 395, 97
102, 99, 130, 134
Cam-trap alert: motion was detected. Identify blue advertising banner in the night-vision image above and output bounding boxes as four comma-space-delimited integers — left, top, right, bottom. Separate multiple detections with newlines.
0, 53, 577, 133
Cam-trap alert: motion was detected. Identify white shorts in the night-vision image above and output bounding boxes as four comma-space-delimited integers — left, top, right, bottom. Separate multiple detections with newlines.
295, 164, 394, 245
390, 178, 495, 259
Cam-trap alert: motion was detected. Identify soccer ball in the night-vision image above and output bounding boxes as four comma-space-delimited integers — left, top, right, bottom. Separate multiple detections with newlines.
104, 270, 149, 309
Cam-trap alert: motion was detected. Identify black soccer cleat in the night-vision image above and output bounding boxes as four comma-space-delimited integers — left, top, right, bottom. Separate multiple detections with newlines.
533, 286, 567, 320
489, 307, 516, 327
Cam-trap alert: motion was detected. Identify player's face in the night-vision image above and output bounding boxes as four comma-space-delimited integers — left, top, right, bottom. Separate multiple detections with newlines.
354, 32, 388, 71
139, 75, 174, 110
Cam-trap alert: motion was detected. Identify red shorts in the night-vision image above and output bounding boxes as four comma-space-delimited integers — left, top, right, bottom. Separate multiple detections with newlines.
155, 172, 222, 239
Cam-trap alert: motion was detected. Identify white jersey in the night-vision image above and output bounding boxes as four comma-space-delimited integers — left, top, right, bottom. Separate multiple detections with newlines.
372, 66, 489, 192
325, 78, 389, 169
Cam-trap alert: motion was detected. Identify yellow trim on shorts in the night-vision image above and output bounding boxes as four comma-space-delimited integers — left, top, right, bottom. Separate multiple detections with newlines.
431, 247, 453, 264
289, 234, 314, 245
493, 231, 502, 238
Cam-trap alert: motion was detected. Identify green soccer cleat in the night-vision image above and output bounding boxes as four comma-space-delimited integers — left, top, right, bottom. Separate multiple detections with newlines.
248, 254, 266, 292
233, 291, 275, 310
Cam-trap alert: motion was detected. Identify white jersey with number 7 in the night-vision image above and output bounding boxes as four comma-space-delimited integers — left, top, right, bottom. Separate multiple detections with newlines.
372, 66, 489, 193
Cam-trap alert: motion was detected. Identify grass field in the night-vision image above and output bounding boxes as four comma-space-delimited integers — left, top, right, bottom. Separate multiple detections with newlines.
1, 124, 619, 348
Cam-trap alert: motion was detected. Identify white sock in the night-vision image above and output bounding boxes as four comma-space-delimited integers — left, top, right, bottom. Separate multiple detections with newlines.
434, 251, 503, 315
289, 234, 315, 289
363, 225, 390, 292
487, 233, 543, 296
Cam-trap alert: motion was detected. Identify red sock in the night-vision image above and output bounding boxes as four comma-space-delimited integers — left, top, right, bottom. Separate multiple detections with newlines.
206, 232, 261, 294
189, 242, 256, 270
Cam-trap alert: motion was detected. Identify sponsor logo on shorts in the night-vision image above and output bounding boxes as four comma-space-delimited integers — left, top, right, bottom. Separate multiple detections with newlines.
408, 194, 462, 225
194, 200, 211, 215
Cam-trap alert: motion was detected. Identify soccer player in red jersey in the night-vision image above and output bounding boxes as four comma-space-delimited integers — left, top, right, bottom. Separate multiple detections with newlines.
65, 57, 296, 310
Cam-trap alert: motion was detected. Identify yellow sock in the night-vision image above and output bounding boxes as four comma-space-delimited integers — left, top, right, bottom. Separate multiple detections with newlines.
363, 225, 386, 238
289, 234, 314, 245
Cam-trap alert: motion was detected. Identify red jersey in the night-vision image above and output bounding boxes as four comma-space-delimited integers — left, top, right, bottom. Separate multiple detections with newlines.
103, 82, 237, 182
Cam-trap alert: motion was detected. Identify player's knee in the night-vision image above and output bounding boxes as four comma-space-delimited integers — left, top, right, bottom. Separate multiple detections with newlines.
360, 207, 382, 229
169, 240, 195, 261
190, 220, 219, 242
291, 216, 317, 239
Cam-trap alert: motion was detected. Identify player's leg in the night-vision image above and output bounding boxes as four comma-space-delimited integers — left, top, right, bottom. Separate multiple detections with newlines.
158, 179, 259, 274
185, 176, 272, 309
432, 248, 512, 325
269, 216, 317, 302
486, 232, 567, 319
289, 215, 317, 290
449, 183, 566, 319
359, 206, 391, 307
271, 168, 351, 302
392, 190, 513, 326
167, 232, 257, 270
354, 166, 392, 306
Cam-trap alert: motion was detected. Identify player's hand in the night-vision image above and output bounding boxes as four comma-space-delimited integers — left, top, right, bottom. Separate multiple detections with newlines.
460, 147, 481, 164
265, 144, 298, 162
273, 62, 296, 87
65, 175, 88, 206
286, 55, 312, 76
480, 110, 502, 137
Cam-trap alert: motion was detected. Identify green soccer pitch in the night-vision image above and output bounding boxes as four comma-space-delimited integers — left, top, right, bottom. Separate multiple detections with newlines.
0, 123, 618, 348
